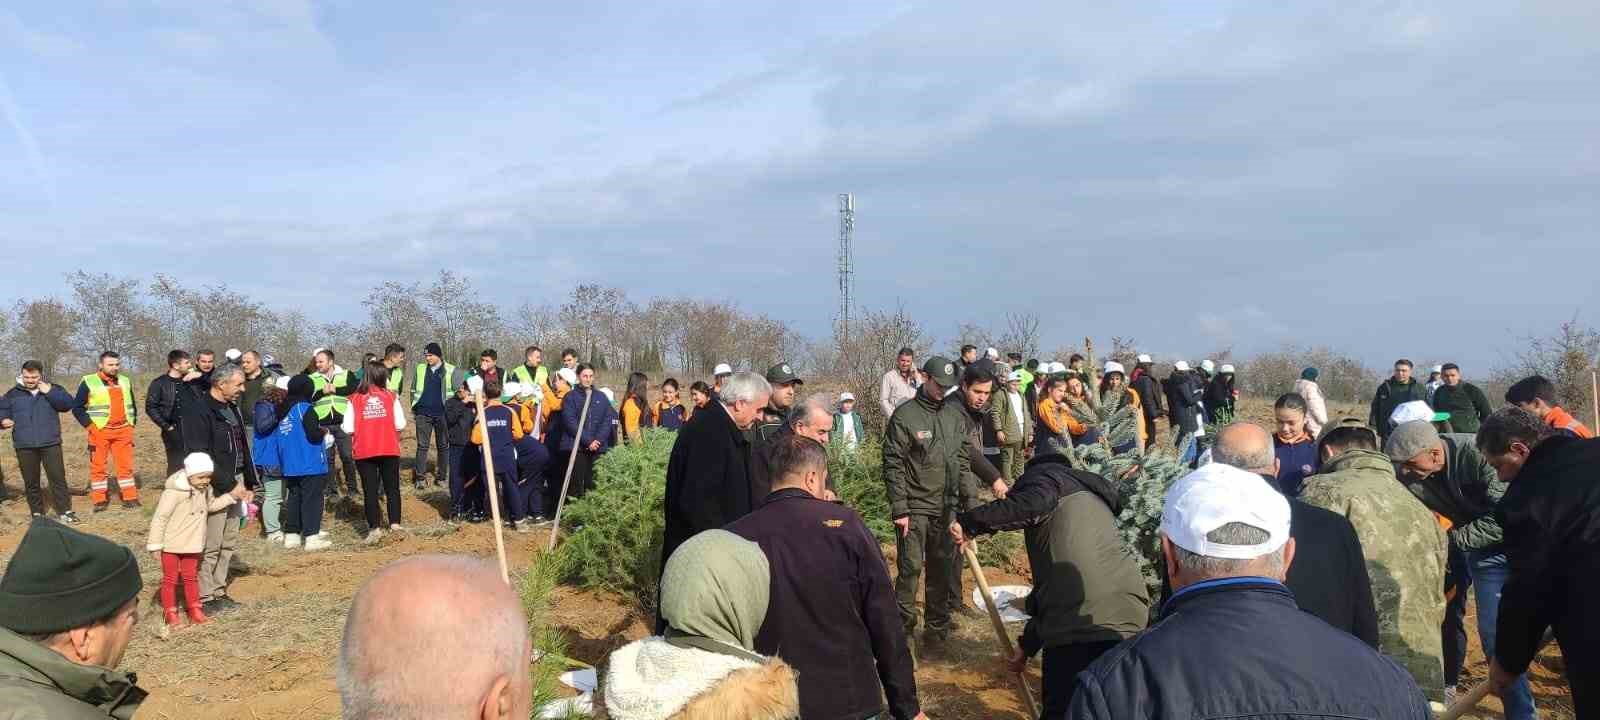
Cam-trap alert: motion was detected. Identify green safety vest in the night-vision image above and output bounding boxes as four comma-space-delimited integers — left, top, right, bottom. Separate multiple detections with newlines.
81, 373, 135, 429
385, 366, 404, 394
310, 369, 352, 420
508, 364, 548, 392
412, 362, 457, 406
1017, 369, 1035, 397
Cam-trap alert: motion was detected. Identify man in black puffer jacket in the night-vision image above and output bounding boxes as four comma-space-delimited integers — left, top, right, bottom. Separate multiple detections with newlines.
1068, 462, 1428, 720
951, 453, 1149, 719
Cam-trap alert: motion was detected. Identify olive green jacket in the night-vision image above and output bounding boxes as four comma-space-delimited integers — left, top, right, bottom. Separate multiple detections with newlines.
0, 628, 145, 720
1399, 434, 1507, 553
883, 391, 975, 519
1300, 449, 1448, 700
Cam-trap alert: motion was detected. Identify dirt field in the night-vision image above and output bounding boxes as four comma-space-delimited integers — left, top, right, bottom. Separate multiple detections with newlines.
0, 398, 1576, 719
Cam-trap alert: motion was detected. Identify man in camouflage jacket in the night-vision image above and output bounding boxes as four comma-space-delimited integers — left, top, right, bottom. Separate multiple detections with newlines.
1299, 420, 1447, 702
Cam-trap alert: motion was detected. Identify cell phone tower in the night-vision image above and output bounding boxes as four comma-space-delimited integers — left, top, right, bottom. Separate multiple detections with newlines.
837, 193, 855, 340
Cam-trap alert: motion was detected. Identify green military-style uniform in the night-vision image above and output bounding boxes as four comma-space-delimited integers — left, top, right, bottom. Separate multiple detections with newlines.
751, 363, 803, 446
0, 627, 145, 720
1300, 447, 1449, 701
882, 357, 975, 641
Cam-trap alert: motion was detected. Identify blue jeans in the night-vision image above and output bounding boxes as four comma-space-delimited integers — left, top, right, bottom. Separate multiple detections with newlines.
1468, 551, 1535, 720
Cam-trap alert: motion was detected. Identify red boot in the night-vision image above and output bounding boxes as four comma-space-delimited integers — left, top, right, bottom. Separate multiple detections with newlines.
186, 604, 209, 625
164, 607, 182, 627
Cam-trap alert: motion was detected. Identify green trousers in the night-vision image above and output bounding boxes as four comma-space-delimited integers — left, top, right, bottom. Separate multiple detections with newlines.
895, 513, 961, 636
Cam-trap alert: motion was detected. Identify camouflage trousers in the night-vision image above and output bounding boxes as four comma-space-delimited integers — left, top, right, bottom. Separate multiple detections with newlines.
895, 513, 961, 636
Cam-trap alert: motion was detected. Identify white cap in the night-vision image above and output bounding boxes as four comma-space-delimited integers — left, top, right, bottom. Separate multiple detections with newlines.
839, 391, 855, 402
1103, 361, 1125, 376
984, 347, 999, 360
1200, 360, 1216, 373
224, 348, 242, 361
1161, 463, 1291, 560
1009, 370, 1025, 383
1220, 364, 1235, 374
1136, 354, 1153, 364
183, 452, 215, 477
273, 376, 291, 391
557, 368, 578, 387
1391, 400, 1445, 425
503, 382, 524, 398
1431, 364, 1443, 373
713, 363, 733, 376
519, 383, 539, 400
599, 387, 615, 403
1173, 361, 1191, 372
465, 375, 484, 394
1045, 362, 1062, 374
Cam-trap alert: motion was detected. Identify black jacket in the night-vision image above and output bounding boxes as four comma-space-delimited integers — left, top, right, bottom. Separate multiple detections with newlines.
662, 402, 755, 575
1163, 372, 1204, 434
145, 373, 187, 432
444, 396, 473, 446
1202, 375, 1235, 423
749, 425, 836, 501
1284, 497, 1381, 649
957, 456, 1149, 655
1129, 370, 1164, 420
727, 489, 919, 720
1495, 436, 1600, 713
177, 389, 259, 494
1069, 579, 1428, 720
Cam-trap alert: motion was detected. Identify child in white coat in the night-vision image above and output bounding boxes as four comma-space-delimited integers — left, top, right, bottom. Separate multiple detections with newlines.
148, 453, 251, 630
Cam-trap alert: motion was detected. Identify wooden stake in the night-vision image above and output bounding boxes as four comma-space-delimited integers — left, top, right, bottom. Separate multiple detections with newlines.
547, 388, 593, 553
1590, 370, 1598, 432
472, 385, 511, 585
960, 542, 1040, 720
1435, 681, 1490, 720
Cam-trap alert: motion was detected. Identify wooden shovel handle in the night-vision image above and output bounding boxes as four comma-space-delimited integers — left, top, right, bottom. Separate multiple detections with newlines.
961, 542, 1040, 719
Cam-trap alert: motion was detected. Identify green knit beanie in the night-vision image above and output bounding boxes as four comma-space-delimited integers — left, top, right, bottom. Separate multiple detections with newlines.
0, 518, 143, 635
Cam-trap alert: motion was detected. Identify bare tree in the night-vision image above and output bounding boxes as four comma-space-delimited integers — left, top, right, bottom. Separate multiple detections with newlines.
66, 271, 146, 368
8, 298, 81, 379
1498, 316, 1600, 413
951, 321, 995, 357
997, 312, 1041, 358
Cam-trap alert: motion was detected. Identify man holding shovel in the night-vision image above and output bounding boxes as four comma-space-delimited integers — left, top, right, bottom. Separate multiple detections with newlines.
950, 449, 1149, 718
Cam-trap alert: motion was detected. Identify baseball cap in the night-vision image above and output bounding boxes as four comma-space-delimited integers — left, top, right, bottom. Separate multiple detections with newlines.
273, 376, 291, 391
839, 391, 855, 402
1220, 364, 1235, 374
1315, 416, 1377, 446
1431, 364, 1444, 373
1008, 369, 1025, 383
1200, 360, 1216, 374
1161, 463, 1291, 560
922, 356, 959, 387
599, 387, 615, 403
1136, 354, 1153, 364
1390, 400, 1449, 426
1385, 421, 1441, 463
504, 382, 524, 398
713, 363, 733, 377
556, 368, 579, 387
1103, 361, 1126, 376
224, 348, 242, 362
1173, 361, 1191, 372
984, 347, 999, 361
765, 363, 802, 386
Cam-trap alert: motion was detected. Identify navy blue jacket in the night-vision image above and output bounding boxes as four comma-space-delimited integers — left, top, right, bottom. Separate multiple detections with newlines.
0, 382, 77, 451
558, 387, 616, 452
727, 489, 919, 720
1068, 578, 1427, 720
0, 383, 77, 449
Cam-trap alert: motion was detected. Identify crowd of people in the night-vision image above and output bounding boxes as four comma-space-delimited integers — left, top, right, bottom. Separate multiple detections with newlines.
0, 339, 1595, 719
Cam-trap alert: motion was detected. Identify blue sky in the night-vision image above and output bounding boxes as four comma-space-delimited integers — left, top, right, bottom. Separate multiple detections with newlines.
3, 1, 1597, 372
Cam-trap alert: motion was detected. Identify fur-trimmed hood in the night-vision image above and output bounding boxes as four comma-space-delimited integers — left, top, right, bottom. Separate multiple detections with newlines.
603, 637, 799, 720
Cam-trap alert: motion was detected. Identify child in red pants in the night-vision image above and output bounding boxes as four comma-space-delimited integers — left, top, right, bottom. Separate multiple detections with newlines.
148, 453, 247, 629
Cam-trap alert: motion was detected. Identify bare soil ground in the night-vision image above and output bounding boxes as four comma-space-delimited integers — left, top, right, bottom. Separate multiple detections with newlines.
0, 402, 1575, 719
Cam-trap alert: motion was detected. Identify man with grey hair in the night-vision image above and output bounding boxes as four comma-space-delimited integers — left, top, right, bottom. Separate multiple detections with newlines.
748, 393, 838, 502
338, 555, 532, 720
178, 363, 258, 615
1210, 422, 1377, 647
659, 370, 771, 631
1068, 462, 1429, 719
1385, 419, 1533, 718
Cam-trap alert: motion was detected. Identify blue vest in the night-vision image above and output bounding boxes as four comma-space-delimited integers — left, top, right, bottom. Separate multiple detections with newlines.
277, 402, 329, 477
252, 403, 281, 472
478, 405, 518, 472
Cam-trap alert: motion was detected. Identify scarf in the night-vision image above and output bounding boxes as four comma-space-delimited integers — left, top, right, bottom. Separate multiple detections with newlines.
659, 529, 770, 663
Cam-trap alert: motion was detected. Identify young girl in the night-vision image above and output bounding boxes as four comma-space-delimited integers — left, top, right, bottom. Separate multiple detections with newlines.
251, 377, 287, 543
1099, 362, 1146, 452
148, 453, 249, 628
445, 381, 483, 523
1273, 393, 1319, 496
654, 378, 687, 431
619, 372, 653, 444
275, 375, 330, 550
506, 382, 550, 531
687, 381, 713, 422
344, 360, 406, 543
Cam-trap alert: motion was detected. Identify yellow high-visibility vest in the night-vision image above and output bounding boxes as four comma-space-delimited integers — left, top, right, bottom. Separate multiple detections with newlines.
81, 373, 136, 429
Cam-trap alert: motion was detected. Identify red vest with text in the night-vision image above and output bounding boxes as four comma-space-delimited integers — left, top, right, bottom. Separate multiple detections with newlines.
349, 389, 402, 459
